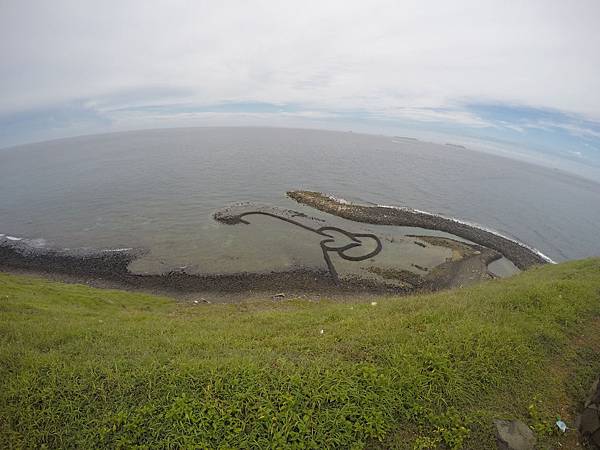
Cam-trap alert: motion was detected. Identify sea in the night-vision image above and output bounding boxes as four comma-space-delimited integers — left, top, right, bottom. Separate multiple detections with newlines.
1, 127, 599, 276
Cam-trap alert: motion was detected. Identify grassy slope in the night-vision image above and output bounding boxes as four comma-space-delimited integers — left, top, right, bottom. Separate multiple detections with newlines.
1, 259, 600, 449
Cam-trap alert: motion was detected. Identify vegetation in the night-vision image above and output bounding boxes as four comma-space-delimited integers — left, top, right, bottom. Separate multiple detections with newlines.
1, 259, 600, 448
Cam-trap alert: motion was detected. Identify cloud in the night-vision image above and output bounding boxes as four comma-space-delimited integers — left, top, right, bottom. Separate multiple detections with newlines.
2, 0, 600, 115
524, 120, 600, 141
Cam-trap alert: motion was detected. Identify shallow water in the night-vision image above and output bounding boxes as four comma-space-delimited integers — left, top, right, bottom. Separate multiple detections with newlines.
1, 127, 599, 275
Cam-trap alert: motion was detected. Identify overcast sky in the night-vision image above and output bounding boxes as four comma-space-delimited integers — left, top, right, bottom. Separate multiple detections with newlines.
1, 0, 599, 176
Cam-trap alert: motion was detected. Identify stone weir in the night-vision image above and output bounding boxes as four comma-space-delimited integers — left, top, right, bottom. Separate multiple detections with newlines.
287, 191, 550, 270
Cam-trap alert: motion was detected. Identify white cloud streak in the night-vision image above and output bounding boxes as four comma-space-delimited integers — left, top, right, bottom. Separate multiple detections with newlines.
523, 120, 600, 140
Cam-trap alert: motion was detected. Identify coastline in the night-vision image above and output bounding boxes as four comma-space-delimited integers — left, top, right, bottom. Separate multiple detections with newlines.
0, 232, 501, 302
287, 191, 551, 270
0, 240, 410, 301
0, 192, 540, 300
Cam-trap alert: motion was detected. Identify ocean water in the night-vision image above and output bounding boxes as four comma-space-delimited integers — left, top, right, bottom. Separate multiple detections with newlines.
1, 127, 599, 275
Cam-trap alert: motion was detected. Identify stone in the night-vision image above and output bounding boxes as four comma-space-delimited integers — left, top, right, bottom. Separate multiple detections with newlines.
592, 428, 600, 447
579, 375, 600, 449
587, 377, 600, 406
494, 420, 536, 450
580, 408, 600, 434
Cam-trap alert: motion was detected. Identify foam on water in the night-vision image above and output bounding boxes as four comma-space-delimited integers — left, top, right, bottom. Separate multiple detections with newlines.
371, 201, 557, 264
0, 231, 133, 255
327, 195, 350, 205
324, 194, 557, 264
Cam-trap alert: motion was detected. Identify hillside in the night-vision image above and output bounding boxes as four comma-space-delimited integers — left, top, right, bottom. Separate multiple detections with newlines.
1, 259, 600, 448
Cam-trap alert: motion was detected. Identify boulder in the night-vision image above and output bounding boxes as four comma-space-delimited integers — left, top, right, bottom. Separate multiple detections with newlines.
494, 420, 536, 450
592, 429, 600, 448
579, 375, 600, 449
586, 377, 600, 407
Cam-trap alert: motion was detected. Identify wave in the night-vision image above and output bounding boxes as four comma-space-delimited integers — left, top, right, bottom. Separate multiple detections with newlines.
1, 233, 133, 255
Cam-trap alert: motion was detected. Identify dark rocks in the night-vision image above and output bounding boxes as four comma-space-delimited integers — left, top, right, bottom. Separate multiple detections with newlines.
588, 377, 600, 405
1, 241, 408, 297
593, 431, 600, 448
581, 409, 600, 432
0, 239, 141, 277
579, 376, 600, 448
494, 420, 536, 450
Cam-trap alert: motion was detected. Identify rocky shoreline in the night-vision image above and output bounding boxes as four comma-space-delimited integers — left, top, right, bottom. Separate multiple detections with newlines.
0, 231, 506, 301
0, 192, 534, 299
0, 240, 410, 299
287, 191, 550, 270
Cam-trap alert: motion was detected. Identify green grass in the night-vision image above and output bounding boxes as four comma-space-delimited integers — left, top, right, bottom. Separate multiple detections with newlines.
1, 259, 600, 449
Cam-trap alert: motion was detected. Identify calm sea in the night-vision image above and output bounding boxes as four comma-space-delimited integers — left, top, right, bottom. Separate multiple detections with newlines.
1, 127, 599, 274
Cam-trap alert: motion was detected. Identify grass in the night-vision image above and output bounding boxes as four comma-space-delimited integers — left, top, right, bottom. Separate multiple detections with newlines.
1, 259, 600, 449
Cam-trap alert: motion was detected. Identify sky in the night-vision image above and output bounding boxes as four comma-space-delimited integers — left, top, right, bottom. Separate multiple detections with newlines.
1, 0, 600, 179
